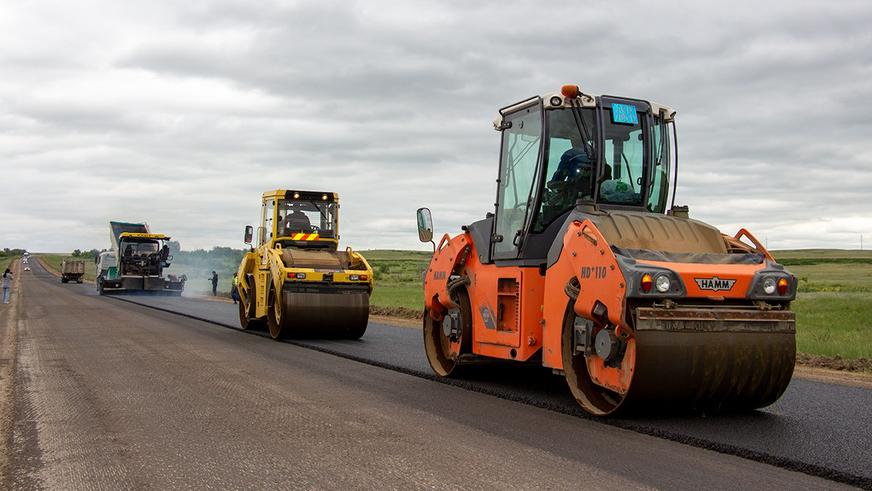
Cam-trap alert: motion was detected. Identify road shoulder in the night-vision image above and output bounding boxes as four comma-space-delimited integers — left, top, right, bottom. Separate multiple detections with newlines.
0, 260, 20, 485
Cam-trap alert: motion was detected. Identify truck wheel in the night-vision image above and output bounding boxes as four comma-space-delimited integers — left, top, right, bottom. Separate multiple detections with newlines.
97, 278, 105, 296
61, 277, 67, 283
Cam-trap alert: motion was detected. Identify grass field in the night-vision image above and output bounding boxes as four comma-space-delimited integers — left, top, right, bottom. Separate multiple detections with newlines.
772, 250, 872, 363
792, 293, 870, 360
364, 250, 428, 310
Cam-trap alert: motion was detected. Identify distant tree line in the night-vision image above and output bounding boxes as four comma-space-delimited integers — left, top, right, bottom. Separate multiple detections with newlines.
71, 249, 102, 259
1, 248, 27, 257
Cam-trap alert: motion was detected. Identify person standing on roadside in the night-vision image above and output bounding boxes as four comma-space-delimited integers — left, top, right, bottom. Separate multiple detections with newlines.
2, 268, 13, 305
210, 271, 218, 296
231, 272, 239, 304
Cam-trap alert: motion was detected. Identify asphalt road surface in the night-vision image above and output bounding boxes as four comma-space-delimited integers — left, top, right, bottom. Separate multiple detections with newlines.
1, 259, 865, 489
100, 278, 872, 486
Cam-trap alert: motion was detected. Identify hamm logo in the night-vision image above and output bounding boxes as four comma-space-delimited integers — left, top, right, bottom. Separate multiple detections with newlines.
694, 277, 736, 292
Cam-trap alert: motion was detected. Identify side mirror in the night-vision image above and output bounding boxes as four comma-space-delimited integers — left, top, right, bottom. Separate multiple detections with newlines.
416, 207, 434, 243
243, 225, 254, 244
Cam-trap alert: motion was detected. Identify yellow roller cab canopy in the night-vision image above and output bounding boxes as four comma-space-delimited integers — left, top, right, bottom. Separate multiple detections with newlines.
263, 190, 339, 202
119, 232, 171, 240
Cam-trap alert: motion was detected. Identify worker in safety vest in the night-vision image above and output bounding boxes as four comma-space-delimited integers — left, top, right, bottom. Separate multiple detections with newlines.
231, 272, 239, 304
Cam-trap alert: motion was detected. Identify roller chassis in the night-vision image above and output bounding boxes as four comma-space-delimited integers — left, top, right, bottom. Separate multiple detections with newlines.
423, 214, 797, 416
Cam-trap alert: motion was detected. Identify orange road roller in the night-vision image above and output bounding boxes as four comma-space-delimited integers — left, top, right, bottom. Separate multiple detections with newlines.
417, 84, 796, 416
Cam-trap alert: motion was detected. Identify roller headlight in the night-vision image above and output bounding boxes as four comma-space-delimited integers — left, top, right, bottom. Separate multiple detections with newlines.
762, 277, 777, 295
655, 274, 671, 293
747, 271, 795, 300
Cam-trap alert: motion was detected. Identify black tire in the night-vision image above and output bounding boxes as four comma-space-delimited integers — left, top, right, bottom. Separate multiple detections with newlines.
238, 279, 265, 331
97, 278, 105, 296
266, 284, 286, 340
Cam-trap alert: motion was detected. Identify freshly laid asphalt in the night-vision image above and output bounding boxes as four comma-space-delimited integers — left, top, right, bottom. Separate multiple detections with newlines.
10, 259, 871, 489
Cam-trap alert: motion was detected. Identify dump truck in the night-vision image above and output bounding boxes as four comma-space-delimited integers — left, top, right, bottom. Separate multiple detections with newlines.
96, 221, 186, 295
236, 190, 373, 339
60, 258, 85, 283
417, 84, 796, 416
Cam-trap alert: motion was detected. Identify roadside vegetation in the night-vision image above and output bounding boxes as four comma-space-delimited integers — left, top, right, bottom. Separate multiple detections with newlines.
363, 250, 428, 316
0, 248, 26, 271
773, 250, 872, 367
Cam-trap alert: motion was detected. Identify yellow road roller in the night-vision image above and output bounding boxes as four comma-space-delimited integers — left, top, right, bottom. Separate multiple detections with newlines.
236, 190, 373, 339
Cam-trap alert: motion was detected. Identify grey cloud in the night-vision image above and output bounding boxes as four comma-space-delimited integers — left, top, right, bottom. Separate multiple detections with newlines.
1, 0, 870, 253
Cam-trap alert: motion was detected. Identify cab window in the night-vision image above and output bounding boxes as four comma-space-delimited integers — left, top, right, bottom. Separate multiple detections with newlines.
263, 199, 274, 243
647, 117, 671, 213
535, 107, 597, 232
493, 104, 541, 258
599, 105, 646, 207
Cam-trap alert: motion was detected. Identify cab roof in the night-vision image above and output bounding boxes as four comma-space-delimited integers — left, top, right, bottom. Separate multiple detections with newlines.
498, 84, 676, 122
119, 232, 170, 240
262, 190, 339, 202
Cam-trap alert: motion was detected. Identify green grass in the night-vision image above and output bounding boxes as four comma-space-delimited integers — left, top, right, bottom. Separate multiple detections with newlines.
774, 249, 872, 260
793, 292, 872, 360
39, 254, 97, 282
363, 250, 428, 310
371, 283, 423, 309
766, 250, 872, 363
788, 263, 872, 293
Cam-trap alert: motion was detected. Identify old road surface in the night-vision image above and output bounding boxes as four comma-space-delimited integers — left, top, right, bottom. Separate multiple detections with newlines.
0, 260, 865, 489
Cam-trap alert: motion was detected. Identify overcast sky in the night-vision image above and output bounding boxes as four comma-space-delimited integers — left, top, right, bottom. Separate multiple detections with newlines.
1, 0, 870, 253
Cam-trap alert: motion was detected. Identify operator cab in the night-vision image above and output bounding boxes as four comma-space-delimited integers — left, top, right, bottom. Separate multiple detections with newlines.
117, 233, 173, 275
487, 85, 676, 263
253, 190, 339, 250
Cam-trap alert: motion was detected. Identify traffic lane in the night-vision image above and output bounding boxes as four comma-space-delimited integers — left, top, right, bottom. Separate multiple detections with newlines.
14, 265, 851, 490
30, 259, 872, 485
111, 289, 872, 486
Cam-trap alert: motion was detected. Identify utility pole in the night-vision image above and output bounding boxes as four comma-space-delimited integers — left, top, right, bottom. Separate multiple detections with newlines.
862, 234, 864, 251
